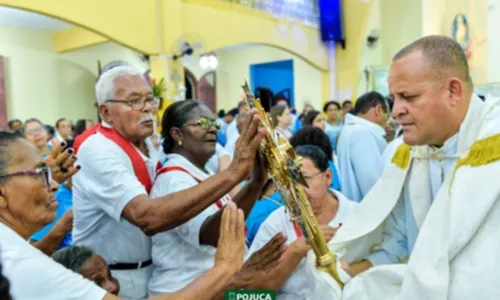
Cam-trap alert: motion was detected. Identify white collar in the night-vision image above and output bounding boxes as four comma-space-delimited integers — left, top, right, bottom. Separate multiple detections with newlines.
344, 113, 386, 137
100, 121, 156, 160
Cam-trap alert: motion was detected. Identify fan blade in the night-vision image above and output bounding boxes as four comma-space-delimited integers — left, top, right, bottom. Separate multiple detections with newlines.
191, 42, 203, 50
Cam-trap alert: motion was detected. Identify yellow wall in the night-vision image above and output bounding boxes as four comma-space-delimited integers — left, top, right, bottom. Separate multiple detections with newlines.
439, 0, 487, 84
0, 26, 148, 124
192, 45, 323, 112
1, 0, 375, 112
0, 0, 159, 54
357, 0, 383, 96
380, 0, 422, 65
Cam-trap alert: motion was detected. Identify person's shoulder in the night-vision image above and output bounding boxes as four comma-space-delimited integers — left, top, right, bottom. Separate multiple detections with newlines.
78, 132, 123, 158
264, 205, 287, 224
478, 97, 500, 138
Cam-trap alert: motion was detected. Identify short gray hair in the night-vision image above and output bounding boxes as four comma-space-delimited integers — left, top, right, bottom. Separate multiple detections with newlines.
52, 246, 96, 272
393, 35, 472, 86
95, 65, 148, 105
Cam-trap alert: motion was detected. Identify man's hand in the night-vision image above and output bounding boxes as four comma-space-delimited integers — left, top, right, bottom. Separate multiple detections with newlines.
229, 233, 287, 289
44, 139, 79, 183
214, 202, 246, 274
229, 110, 265, 181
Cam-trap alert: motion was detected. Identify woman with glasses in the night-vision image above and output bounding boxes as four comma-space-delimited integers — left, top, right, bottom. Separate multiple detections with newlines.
20, 118, 51, 158
0, 131, 250, 300
248, 145, 359, 300
148, 99, 286, 296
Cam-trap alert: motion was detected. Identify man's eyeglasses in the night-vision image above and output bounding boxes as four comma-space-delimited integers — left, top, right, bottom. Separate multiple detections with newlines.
106, 96, 159, 111
0, 164, 52, 186
184, 118, 220, 131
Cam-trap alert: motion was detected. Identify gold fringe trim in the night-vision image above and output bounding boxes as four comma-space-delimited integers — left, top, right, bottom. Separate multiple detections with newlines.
450, 134, 500, 193
391, 143, 412, 169
456, 134, 500, 169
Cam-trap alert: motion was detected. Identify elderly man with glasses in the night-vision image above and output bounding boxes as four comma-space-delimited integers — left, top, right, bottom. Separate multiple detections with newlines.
72, 66, 266, 299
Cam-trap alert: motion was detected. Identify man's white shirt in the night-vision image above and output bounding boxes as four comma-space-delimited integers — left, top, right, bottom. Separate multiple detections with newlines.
249, 191, 358, 300
73, 122, 157, 264
0, 222, 106, 300
337, 114, 388, 202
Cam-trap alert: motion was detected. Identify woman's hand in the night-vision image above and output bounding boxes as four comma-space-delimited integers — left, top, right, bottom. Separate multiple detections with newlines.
214, 202, 246, 274
229, 110, 265, 182
43, 139, 80, 183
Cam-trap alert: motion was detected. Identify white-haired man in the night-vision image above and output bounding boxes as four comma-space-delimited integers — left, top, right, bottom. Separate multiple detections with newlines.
306, 35, 500, 299
73, 66, 268, 299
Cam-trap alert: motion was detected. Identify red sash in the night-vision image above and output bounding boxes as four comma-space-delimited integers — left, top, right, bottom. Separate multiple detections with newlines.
156, 165, 248, 238
98, 126, 157, 194
73, 124, 102, 154
156, 166, 229, 209
293, 221, 303, 238
74, 124, 156, 194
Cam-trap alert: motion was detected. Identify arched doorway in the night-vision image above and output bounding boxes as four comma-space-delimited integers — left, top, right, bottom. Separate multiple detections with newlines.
184, 67, 198, 100
197, 71, 216, 113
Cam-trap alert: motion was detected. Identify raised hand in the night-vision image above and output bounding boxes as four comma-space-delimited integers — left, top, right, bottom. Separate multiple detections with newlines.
241, 232, 287, 273
229, 109, 265, 182
214, 202, 246, 273
43, 139, 80, 183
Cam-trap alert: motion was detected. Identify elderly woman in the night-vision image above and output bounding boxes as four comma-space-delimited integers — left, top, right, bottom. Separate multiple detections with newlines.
248, 145, 359, 299
149, 99, 286, 296
0, 131, 250, 300
52, 246, 120, 295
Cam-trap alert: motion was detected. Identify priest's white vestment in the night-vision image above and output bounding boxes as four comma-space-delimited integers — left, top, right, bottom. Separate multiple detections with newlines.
306, 95, 500, 300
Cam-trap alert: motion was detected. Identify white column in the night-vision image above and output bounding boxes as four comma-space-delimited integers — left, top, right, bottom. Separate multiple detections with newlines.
329, 40, 337, 100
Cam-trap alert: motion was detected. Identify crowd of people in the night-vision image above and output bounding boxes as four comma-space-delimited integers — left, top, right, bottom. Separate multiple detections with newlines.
0, 34, 499, 300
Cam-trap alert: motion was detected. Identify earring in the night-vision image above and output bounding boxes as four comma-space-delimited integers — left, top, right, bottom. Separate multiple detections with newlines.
178, 141, 183, 146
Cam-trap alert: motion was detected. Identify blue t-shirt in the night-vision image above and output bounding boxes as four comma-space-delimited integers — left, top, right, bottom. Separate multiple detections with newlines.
245, 192, 283, 246
329, 160, 341, 191
31, 184, 73, 248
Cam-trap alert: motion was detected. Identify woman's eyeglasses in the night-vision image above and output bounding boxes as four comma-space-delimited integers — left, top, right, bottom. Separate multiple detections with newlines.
184, 118, 220, 131
0, 164, 52, 186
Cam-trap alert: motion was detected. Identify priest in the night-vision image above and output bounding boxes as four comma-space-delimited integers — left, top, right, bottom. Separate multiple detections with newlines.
307, 35, 500, 300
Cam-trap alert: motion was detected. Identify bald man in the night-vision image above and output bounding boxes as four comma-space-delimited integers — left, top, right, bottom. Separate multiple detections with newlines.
307, 35, 500, 299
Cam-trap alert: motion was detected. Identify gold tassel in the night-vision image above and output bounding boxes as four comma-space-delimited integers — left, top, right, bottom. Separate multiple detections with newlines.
456, 134, 500, 169
391, 143, 412, 169
450, 134, 500, 193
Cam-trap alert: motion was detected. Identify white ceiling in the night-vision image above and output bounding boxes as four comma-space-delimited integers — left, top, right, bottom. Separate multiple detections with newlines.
0, 6, 72, 31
